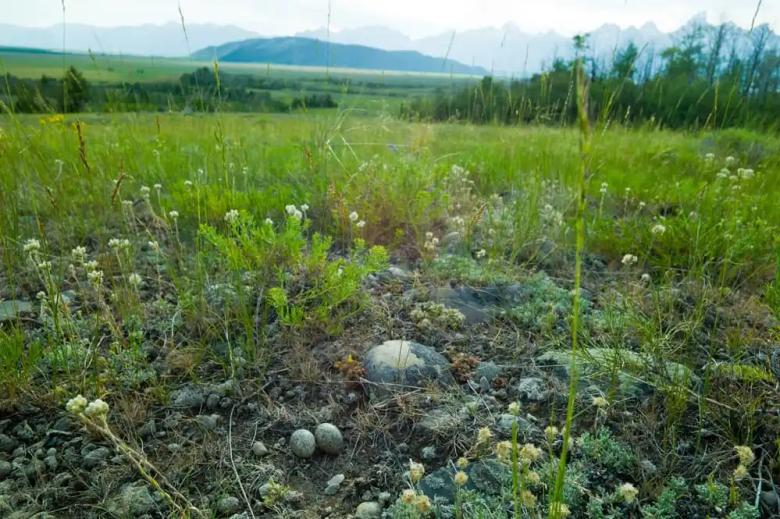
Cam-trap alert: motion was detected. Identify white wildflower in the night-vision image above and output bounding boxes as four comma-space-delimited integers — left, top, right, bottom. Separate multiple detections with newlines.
349, 211, 359, 222
148, 241, 159, 251
651, 224, 666, 235
121, 199, 133, 207
37, 261, 52, 272
725, 156, 736, 166
71, 246, 87, 263
36, 291, 47, 301
621, 254, 638, 267
140, 186, 151, 199
301, 204, 309, 212
108, 238, 122, 250
265, 218, 273, 225
65, 395, 88, 414
704, 153, 715, 161
23, 239, 41, 253
425, 232, 434, 240
87, 269, 104, 286
184, 180, 193, 189
618, 483, 638, 504
356, 220, 366, 228
84, 399, 109, 417
641, 273, 651, 283
285, 204, 297, 215
293, 210, 303, 220
224, 209, 240, 223
85, 260, 99, 272
168, 210, 179, 220
127, 273, 142, 287
476, 249, 487, 259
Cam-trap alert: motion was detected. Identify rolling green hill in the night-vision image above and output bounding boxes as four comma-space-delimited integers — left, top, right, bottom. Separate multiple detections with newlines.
192, 37, 486, 75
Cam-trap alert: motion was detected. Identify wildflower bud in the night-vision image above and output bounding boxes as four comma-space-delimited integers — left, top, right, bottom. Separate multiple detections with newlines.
71, 246, 87, 263
477, 427, 493, 444
88, 270, 104, 287
496, 441, 511, 462
592, 396, 609, 408
168, 211, 179, 220
454, 471, 468, 486
508, 402, 520, 415
518, 443, 542, 464
545, 426, 560, 440
457, 457, 468, 469
85, 260, 99, 272
425, 232, 434, 240
735, 446, 755, 466
414, 494, 432, 514
733, 464, 749, 480
148, 241, 159, 251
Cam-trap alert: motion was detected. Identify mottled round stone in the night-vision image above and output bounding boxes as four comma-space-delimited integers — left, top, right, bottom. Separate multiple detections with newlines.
315, 423, 344, 455
290, 429, 316, 458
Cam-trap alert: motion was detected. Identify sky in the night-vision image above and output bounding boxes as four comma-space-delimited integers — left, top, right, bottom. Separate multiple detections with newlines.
3, 0, 779, 38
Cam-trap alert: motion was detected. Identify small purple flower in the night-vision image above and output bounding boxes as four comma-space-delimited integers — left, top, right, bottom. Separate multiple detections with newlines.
388, 143, 399, 153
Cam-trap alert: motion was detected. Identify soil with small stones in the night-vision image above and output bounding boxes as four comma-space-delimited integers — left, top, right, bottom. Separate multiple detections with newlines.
2, 255, 780, 519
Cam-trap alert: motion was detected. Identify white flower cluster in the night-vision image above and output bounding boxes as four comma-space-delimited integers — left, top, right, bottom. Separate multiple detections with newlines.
599, 182, 608, 195
108, 238, 131, 251
168, 210, 179, 220
651, 223, 666, 236
87, 269, 104, 287
224, 209, 240, 223
140, 186, 151, 200
66, 395, 110, 419
540, 204, 563, 226
127, 273, 142, 287
621, 254, 638, 267
737, 167, 755, 179
23, 238, 41, 253
71, 246, 87, 263
286, 205, 303, 220
423, 232, 439, 252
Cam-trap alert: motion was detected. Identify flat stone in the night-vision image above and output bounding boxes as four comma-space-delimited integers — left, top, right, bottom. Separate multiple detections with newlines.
327, 474, 345, 487
496, 414, 539, 438
386, 266, 412, 281
479, 376, 491, 393
171, 387, 205, 409
82, 447, 110, 470
517, 377, 547, 401
195, 414, 220, 430
107, 482, 156, 517
0, 434, 18, 453
217, 496, 241, 515
474, 361, 504, 382
419, 460, 510, 504
363, 340, 454, 398
251, 442, 269, 457
0, 300, 33, 322
0, 461, 11, 479
355, 501, 382, 519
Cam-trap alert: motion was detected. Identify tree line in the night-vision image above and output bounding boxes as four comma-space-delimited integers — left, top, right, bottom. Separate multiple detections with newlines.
1, 66, 338, 114
400, 23, 780, 130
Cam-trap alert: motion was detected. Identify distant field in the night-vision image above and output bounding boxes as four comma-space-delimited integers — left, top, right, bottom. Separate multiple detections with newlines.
0, 48, 478, 85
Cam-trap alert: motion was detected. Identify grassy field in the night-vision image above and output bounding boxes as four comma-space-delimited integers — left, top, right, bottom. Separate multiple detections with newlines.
1, 91, 780, 519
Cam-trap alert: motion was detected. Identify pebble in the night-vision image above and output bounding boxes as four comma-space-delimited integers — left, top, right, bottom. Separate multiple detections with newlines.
327, 474, 345, 487
0, 434, 18, 453
378, 491, 392, 504
217, 496, 241, 515
44, 456, 58, 470
290, 429, 316, 458
251, 442, 269, 457
0, 461, 11, 479
82, 447, 110, 470
315, 423, 344, 455
355, 501, 382, 519
195, 414, 220, 430
479, 376, 491, 393
421, 446, 437, 460
206, 393, 221, 410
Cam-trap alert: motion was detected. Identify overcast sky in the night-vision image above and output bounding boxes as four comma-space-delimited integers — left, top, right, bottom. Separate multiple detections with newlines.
4, 0, 779, 37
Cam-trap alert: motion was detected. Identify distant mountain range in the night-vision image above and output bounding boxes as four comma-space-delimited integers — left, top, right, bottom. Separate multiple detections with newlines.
0, 22, 259, 57
296, 14, 780, 75
2, 14, 778, 75
192, 37, 487, 75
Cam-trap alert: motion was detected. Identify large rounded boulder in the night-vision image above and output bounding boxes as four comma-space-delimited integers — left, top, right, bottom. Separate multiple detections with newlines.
362, 340, 454, 399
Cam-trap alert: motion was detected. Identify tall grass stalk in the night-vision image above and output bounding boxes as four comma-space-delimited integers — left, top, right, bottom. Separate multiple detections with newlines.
549, 57, 590, 519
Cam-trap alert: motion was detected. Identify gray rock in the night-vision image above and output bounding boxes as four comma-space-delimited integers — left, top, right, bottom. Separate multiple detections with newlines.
217, 496, 241, 515
496, 414, 538, 437
315, 423, 344, 455
0, 461, 11, 479
50, 417, 71, 433
60, 290, 78, 305
107, 482, 156, 517
206, 394, 221, 410
517, 378, 547, 401
195, 414, 220, 430
251, 442, 269, 457
441, 231, 462, 253
430, 284, 533, 325
0, 300, 33, 322
474, 362, 504, 383
421, 446, 436, 460
139, 420, 156, 439
419, 460, 510, 504
227, 514, 250, 519
43, 456, 58, 471
355, 501, 382, 519
324, 474, 345, 495
761, 486, 779, 511
386, 266, 412, 281
290, 429, 316, 458
0, 434, 18, 453
171, 387, 204, 409
363, 340, 454, 398
327, 474, 345, 487
82, 447, 110, 470
640, 459, 658, 475
378, 491, 392, 504
479, 376, 491, 393
418, 408, 461, 435
258, 483, 271, 497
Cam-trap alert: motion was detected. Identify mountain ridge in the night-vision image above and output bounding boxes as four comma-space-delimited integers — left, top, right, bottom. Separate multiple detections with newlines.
192, 37, 487, 75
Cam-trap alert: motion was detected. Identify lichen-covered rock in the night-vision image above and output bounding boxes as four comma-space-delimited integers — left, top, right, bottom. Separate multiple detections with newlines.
363, 340, 454, 398
314, 423, 344, 455
496, 414, 539, 438
217, 496, 241, 515
0, 300, 33, 322
517, 377, 547, 401
107, 482, 156, 517
82, 447, 110, 470
355, 501, 382, 519
419, 460, 510, 504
